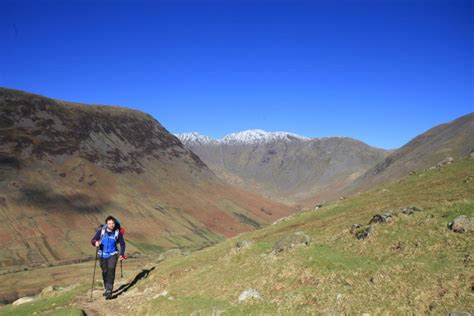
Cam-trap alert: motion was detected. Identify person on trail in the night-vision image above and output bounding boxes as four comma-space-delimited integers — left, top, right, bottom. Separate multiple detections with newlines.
90, 215, 126, 299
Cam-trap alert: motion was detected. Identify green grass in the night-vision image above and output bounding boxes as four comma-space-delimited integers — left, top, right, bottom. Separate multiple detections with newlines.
134, 158, 474, 314
4, 158, 474, 315
299, 244, 378, 272
0, 284, 88, 316
45, 307, 85, 316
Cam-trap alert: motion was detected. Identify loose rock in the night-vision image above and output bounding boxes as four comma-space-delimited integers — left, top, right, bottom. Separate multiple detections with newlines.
234, 239, 253, 253
350, 224, 361, 234
447, 215, 474, 233
40, 285, 55, 296
238, 288, 262, 303
313, 201, 326, 210
368, 212, 393, 224
438, 157, 455, 167
272, 231, 311, 254
12, 296, 36, 306
400, 206, 423, 215
355, 225, 375, 240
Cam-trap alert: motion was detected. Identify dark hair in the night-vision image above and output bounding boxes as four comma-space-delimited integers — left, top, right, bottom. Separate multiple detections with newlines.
105, 215, 116, 224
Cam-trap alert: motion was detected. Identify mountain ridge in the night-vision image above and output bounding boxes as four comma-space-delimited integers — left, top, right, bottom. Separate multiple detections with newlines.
0, 87, 295, 269
177, 130, 390, 205
341, 112, 474, 196
175, 129, 383, 147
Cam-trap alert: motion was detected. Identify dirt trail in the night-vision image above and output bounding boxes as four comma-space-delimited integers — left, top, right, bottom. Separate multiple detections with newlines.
72, 266, 160, 316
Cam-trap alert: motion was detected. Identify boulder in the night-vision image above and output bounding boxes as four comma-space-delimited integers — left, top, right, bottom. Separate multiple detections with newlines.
272, 231, 311, 254
446, 312, 472, 316
368, 212, 393, 224
238, 288, 262, 303
437, 157, 454, 168
234, 239, 253, 252
313, 201, 327, 210
350, 224, 361, 234
40, 285, 58, 297
355, 225, 375, 240
400, 206, 423, 215
12, 296, 36, 306
447, 215, 474, 233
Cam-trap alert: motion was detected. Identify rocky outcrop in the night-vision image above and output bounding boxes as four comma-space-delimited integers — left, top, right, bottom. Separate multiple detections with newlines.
368, 212, 393, 224
447, 215, 474, 233
352, 224, 375, 240
272, 231, 310, 254
231, 239, 254, 254
12, 296, 36, 306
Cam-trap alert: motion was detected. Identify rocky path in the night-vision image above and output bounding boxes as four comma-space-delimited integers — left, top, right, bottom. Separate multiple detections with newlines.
72, 266, 160, 316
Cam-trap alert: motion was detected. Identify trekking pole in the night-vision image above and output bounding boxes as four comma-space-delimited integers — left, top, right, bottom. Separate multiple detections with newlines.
90, 246, 99, 302
120, 259, 123, 278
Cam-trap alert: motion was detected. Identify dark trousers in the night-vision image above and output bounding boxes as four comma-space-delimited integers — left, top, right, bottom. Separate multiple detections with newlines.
99, 253, 118, 292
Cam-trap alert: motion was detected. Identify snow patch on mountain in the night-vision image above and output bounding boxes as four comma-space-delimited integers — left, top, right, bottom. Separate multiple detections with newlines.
175, 132, 218, 145
176, 129, 310, 145
221, 129, 309, 144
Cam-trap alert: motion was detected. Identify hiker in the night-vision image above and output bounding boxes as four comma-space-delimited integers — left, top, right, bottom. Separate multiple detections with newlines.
90, 215, 126, 299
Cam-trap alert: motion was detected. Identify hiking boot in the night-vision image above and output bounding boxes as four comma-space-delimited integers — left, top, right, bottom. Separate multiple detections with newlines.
102, 290, 107, 297
104, 290, 112, 299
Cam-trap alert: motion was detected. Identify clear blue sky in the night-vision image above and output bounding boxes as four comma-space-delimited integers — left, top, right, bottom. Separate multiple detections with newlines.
1, 0, 472, 150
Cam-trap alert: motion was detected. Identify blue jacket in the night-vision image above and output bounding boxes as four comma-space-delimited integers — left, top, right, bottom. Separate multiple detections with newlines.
91, 228, 126, 258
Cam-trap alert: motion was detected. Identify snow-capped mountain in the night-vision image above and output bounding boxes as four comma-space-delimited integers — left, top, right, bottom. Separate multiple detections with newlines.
175, 132, 217, 145
175, 128, 390, 205
221, 129, 309, 144
176, 129, 309, 145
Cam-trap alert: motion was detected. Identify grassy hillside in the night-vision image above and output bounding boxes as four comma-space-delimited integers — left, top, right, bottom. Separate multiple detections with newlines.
344, 112, 474, 196
0, 87, 294, 270
136, 157, 474, 315
2, 158, 473, 315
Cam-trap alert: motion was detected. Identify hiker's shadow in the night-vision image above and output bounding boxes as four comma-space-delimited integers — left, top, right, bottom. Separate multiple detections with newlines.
110, 266, 155, 299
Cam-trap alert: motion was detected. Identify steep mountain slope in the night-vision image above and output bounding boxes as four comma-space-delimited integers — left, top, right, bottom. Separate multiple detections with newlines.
177, 131, 390, 205
344, 112, 474, 195
3, 157, 472, 315
0, 88, 294, 269
136, 159, 474, 315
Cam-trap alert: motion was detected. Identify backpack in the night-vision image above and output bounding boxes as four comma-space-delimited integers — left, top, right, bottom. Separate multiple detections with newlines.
99, 218, 125, 243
